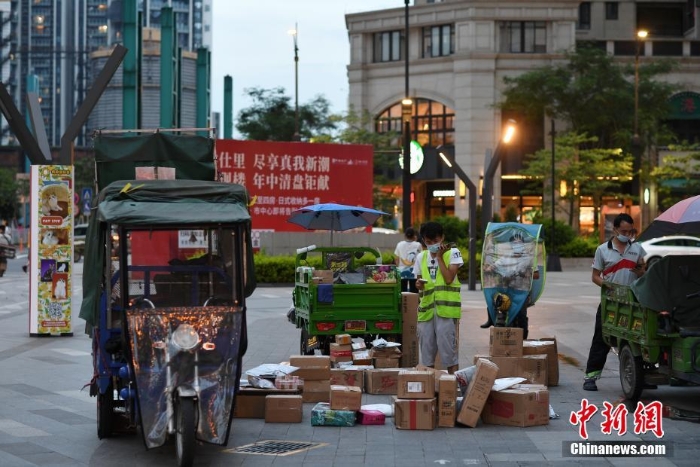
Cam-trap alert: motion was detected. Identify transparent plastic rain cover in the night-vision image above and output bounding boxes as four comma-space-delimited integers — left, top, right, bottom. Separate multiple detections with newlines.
126, 306, 243, 448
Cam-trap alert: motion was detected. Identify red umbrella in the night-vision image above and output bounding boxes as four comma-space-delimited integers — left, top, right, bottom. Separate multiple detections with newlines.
637, 195, 700, 241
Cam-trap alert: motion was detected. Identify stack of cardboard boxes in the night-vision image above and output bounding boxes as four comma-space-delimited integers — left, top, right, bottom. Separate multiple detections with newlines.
477, 328, 552, 427
289, 355, 331, 403
393, 370, 436, 430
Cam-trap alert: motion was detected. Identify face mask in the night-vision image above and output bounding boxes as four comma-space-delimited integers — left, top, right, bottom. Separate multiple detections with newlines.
427, 244, 440, 254
616, 234, 629, 243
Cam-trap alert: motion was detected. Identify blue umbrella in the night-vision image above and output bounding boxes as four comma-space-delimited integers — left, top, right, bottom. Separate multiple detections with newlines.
287, 203, 388, 244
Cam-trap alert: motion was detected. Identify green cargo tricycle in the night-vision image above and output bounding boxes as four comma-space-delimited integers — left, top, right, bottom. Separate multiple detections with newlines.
288, 245, 402, 355
602, 254, 700, 400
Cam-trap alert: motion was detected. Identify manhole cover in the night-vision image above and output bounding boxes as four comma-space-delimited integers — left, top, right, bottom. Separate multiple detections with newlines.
229, 440, 326, 456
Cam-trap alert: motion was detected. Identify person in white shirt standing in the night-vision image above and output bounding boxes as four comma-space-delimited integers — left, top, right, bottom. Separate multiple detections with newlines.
394, 227, 422, 291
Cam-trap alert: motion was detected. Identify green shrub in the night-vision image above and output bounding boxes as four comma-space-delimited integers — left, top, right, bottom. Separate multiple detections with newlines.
558, 236, 598, 257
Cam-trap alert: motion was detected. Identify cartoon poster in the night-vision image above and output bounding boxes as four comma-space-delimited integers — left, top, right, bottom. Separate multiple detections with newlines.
29, 165, 74, 336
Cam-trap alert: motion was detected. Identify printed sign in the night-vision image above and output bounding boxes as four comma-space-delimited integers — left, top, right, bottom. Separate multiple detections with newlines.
215, 140, 374, 231
29, 165, 74, 336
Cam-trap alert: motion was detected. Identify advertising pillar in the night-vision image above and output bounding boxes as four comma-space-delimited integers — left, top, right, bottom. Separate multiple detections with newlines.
29, 165, 74, 336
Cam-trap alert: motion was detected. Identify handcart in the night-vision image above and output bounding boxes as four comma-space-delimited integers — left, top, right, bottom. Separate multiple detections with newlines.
79, 180, 256, 467
481, 222, 546, 339
602, 254, 700, 400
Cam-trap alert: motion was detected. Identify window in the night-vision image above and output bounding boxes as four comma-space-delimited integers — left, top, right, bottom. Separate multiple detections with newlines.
373, 31, 402, 62
375, 98, 455, 149
422, 25, 454, 57
578, 2, 591, 30
605, 2, 619, 20
501, 22, 546, 53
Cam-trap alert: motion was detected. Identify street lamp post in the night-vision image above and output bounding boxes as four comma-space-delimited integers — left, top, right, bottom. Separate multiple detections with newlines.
548, 119, 562, 272
634, 29, 648, 226
289, 25, 300, 141
438, 148, 477, 291
481, 120, 517, 236
401, 0, 411, 230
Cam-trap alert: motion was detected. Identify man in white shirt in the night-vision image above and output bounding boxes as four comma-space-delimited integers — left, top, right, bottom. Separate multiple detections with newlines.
394, 227, 422, 291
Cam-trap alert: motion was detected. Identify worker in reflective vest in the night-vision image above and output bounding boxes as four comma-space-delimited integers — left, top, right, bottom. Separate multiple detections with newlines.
413, 221, 463, 374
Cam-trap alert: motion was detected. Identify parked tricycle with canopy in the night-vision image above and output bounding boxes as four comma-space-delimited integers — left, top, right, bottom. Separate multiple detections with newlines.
481, 222, 547, 339
602, 254, 700, 400
79, 180, 255, 467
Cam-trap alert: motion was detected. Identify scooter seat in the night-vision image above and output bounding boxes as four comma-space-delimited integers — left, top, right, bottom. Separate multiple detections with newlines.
678, 327, 700, 338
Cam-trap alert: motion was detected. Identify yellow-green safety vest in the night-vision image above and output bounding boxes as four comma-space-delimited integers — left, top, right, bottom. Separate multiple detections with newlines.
417, 251, 462, 321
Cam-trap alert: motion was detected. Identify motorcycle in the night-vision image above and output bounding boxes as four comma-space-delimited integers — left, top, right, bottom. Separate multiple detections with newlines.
481, 222, 546, 339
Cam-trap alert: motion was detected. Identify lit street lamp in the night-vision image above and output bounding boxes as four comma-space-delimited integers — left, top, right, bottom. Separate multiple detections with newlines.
288, 25, 300, 141
438, 148, 477, 291
481, 119, 517, 235
634, 29, 648, 226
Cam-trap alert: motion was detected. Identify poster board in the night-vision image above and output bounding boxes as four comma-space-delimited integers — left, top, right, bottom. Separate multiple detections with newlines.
29, 165, 74, 336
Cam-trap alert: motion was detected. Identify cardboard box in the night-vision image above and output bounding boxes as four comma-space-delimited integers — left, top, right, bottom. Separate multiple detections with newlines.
330, 343, 353, 363
312, 269, 334, 284
357, 409, 385, 425
330, 385, 362, 411
264, 395, 303, 423
330, 368, 365, 389
438, 374, 458, 428
351, 338, 367, 351
373, 357, 400, 368
233, 387, 301, 419
364, 265, 398, 283
351, 350, 372, 366
523, 338, 559, 386
401, 292, 420, 367
456, 358, 499, 427
398, 370, 435, 399
310, 402, 356, 427
473, 354, 548, 386
416, 364, 448, 393
369, 346, 402, 359
482, 384, 549, 427
489, 327, 524, 357
289, 355, 331, 380
302, 380, 330, 403
393, 397, 436, 430
335, 334, 352, 345
365, 368, 402, 395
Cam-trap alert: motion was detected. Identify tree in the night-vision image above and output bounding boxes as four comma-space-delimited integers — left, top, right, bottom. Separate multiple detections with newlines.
501, 45, 678, 149
651, 145, 700, 210
520, 133, 633, 232
0, 168, 20, 222
235, 87, 336, 141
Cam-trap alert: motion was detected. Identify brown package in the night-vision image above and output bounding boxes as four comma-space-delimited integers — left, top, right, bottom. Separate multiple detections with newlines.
397, 370, 435, 399
393, 397, 436, 430
264, 395, 303, 423
489, 327, 524, 357
330, 385, 362, 411
481, 384, 549, 427
289, 355, 331, 380
456, 358, 499, 427
523, 338, 559, 386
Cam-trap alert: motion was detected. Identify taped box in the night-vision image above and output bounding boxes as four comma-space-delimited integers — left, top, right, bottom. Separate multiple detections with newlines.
311, 402, 356, 427
302, 380, 330, 403
374, 357, 400, 368
335, 334, 352, 345
365, 368, 402, 395
330, 343, 353, 363
233, 387, 301, 419
473, 354, 548, 386
456, 358, 499, 427
489, 327, 524, 357
330, 368, 365, 389
352, 350, 372, 366
416, 364, 448, 393
523, 338, 559, 386
437, 374, 458, 428
312, 269, 334, 284
357, 409, 385, 425
289, 355, 331, 380
264, 395, 303, 423
330, 385, 362, 411
481, 384, 549, 427
400, 292, 419, 368
393, 397, 436, 430
397, 370, 435, 400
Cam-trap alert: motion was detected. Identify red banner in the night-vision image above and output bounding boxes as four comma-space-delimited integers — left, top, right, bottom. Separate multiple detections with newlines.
215, 140, 374, 231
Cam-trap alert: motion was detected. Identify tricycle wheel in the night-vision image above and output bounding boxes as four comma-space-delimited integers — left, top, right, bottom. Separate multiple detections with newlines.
619, 345, 644, 400
300, 326, 315, 355
97, 385, 114, 439
176, 396, 196, 467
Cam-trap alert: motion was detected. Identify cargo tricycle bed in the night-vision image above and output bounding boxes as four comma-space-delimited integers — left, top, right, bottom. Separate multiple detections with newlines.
289, 246, 402, 355
601, 254, 700, 400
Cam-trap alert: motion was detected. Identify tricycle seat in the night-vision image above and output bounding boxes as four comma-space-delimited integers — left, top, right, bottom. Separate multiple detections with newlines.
679, 328, 700, 338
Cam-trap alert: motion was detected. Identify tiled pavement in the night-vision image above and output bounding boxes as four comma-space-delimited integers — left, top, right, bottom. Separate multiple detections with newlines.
0, 262, 699, 466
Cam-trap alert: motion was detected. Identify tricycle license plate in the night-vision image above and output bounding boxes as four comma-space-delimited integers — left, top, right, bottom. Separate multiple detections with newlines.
345, 320, 366, 331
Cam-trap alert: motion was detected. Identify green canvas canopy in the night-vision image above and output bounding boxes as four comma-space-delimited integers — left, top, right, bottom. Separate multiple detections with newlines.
79, 179, 255, 327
